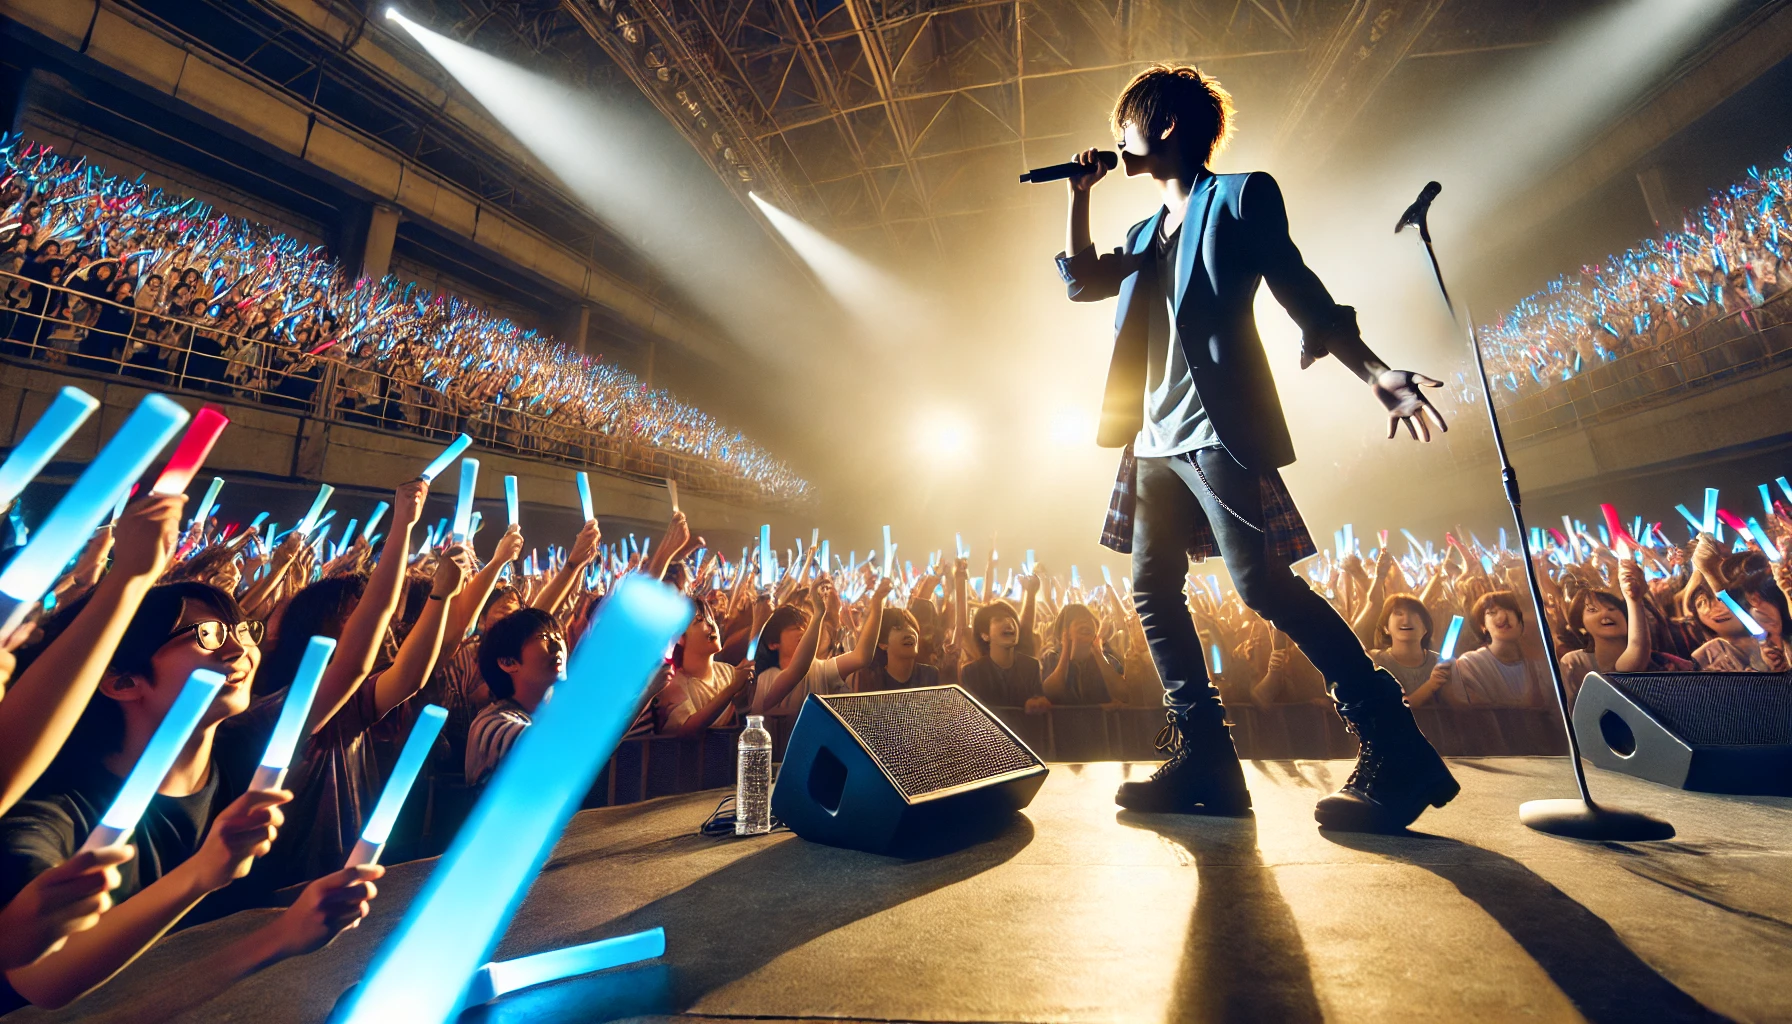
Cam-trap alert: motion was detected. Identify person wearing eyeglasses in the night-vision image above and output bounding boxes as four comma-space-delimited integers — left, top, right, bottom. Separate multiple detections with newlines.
0, 582, 380, 1011
464, 609, 568, 785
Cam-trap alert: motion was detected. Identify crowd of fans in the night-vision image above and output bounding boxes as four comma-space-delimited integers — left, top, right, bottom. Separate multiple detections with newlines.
0, 373, 1788, 1013
1478, 148, 1792, 401
0, 134, 810, 503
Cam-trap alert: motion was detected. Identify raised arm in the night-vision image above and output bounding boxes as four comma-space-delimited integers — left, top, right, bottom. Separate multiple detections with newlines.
1614, 559, 1654, 673
0, 496, 182, 816
370, 550, 466, 717
438, 525, 523, 665
834, 577, 893, 678
751, 584, 829, 714
305, 479, 425, 734
532, 520, 599, 617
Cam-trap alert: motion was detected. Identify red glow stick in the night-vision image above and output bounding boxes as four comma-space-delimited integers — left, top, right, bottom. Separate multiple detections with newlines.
150, 406, 229, 496
1598, 504, 1635, 549
1715, 509, 1751, 537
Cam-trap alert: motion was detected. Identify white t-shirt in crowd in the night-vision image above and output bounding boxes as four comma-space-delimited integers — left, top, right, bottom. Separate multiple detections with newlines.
659, 661, 744, 733
752, 655, 850, 718
1448, 647, 1543, 707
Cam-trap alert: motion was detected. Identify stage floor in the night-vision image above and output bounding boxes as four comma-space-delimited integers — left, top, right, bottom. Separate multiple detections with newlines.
12, 758, 1792, 1024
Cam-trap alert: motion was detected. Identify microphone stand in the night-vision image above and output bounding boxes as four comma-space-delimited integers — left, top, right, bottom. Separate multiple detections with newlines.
1398, 187, 1673, 842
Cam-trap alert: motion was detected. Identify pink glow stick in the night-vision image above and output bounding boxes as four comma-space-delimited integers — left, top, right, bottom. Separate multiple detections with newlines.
150, 406, 229, 496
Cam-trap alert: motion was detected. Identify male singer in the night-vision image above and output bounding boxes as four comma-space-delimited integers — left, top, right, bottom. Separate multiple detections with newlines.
1055, 63, 1457, 833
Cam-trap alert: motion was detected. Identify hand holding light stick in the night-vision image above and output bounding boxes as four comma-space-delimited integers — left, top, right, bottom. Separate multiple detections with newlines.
1702, 487, 1720, 537
1438, 615, 1465, 662
190, 477, 225, 531
420, 434, 473, 484
0, 386, 98, 511
80, 669, 227, 852
363, 501, 389, 542
149, 405, 229, 496
250, 636, 337, 791
1716, 590, 1768, 639
296, 484, 334, 536
346, 705, 447, 867
0, 394, 189, 635
575, 472, 594, 522
451, 458, 479, 543
759, 524, 774, 587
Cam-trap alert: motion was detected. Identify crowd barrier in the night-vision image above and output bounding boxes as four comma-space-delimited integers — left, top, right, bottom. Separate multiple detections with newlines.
396, 702, 1568, 854
0, 269, 796, 505
1500, 288, 1792, 440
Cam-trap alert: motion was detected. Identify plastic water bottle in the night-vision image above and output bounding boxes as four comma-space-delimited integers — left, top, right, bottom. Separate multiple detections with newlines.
735, 715, 773, 835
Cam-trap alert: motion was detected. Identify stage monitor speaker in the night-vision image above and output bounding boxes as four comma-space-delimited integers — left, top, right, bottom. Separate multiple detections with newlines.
770, 685, 1049, 855
1573, 670, 1792, 795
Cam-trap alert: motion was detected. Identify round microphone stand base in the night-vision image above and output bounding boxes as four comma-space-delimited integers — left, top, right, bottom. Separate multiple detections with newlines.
1519, 798, 1675, 842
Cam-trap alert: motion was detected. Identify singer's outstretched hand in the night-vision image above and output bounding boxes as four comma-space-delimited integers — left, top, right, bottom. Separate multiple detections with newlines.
1373, 370, 1448, 441
1067, 149, 1110, 192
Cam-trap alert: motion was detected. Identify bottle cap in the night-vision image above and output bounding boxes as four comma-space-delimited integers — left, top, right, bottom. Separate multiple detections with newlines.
746, 715, 765, 729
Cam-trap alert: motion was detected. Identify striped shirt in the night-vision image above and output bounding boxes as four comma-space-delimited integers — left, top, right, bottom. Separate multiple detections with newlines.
465, 699, 532, 785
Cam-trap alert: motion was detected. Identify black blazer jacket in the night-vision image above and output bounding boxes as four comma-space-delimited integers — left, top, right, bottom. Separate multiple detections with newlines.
1055, 170, 1364, 471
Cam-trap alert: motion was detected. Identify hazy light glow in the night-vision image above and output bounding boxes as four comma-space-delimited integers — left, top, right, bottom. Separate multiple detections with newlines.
749, 192, 915, 340
335, 577, 690, 1023
1048, 407, 1095, 447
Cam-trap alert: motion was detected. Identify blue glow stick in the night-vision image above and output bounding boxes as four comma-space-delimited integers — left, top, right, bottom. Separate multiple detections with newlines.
363, 501, 388, 542
1674, 503, 1704, 536
452, 458, 479, 542
336, 577, 690, 1023
1499, 527, 1508, 552
469, 512, 483, 538
1343, 523, 1355, 554
0, 395, 188, 634
1101, 565, 1114, 587
1070, 565, 1081, 588
1703, 487, 1719, 536
883, 525, 893, 579
759, 524, 773, 586
1746, 519, 1780, 562
420, 433, 472, 484
191, 477, 224, 530
0, 386, 98, 511
296, 484, 334, 536
250, 636, 337, 791
1400, 528, 1422, 553
1778, 477, 1792, 506
348, 704, 448, 866
1439, 615, 1466, 661
1715, 590, 1767, 639
575, 471, 594, 522
1211, 643, 1222, 674
955, 533, 967, 559
818, 540, 829, 575
464, 929, 667, 1007
80, 669, 225, 852
1025, 549, 1036, 573
250, 512, 269, 532
504, 475, 518, 526
1334, 529, 1345, 559
1762, 484, 1775, 520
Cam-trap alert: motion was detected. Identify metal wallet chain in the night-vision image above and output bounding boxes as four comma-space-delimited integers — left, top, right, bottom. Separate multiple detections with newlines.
1185, 453, 1265, 534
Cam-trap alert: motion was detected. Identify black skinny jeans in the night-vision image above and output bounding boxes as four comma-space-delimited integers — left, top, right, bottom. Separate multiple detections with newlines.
1131, 449, 1400, 723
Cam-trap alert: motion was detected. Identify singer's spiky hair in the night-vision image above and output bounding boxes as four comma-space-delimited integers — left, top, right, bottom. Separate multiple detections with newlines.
1110, 64, 1235, 166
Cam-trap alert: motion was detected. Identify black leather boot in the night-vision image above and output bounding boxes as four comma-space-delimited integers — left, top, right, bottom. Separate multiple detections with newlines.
1315, 694, 1459, 833
1115, 707, 1252, 815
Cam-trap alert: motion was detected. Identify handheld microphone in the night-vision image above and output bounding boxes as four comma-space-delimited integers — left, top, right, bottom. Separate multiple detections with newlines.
1019, 150, 1118, 184
1395, 181, 1442, 234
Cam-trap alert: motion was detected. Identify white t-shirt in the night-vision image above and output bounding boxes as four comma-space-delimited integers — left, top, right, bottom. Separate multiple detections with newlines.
752, 655, 850, 718
1449, 647, 1543, 707
659, 661, 743, 733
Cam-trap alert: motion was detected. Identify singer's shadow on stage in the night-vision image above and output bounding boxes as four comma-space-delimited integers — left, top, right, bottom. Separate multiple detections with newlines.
1118, 811, 1325, 1024
497, 812, 1036, 1018
1322, 831, 1730, 1024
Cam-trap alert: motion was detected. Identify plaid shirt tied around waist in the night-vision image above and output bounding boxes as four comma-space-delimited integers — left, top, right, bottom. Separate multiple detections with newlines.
1100, 443, 1318, 565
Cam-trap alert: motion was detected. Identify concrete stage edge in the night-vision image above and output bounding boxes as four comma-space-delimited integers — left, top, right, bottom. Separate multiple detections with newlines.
10, 759, 1790, 1024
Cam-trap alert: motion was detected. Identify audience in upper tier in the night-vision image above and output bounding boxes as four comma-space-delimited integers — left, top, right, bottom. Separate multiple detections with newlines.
0, 134, 808, 503
1476, 149, 1792, 402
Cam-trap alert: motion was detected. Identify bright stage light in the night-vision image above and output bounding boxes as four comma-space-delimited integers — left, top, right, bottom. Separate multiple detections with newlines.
1048, 407, 1095, 447
916, 411, 974, 463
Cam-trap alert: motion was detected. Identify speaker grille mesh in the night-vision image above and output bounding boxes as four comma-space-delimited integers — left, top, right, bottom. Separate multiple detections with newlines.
1607, 672, 1792, 745
820, 687, 1041, 799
